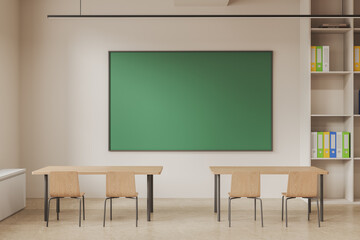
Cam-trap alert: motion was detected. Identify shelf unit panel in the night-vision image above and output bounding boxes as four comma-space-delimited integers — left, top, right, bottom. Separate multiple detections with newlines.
311, 0, 347, 15
355, 19, 360, 29
312, 160, 350, 199
311, 116, 352, 132
312, 33, 353, 71
355, 31, 360, 46
354, 75, 360, 114
324, 199, 357, 204
355, 161, 360, 199
355, 0, 360, 14
354, 117, 360, 157
311, 75, 353, 115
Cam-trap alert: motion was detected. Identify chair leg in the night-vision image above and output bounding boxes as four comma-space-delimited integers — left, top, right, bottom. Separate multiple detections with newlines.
136, 197, 138, 227
103, 198, 109, 227
254, 198, 256, 221
281, 196, 284, 221
110, 198, 113, 221
79, 198, 82, 227
316, 198, 320, 228
307, 198, 310, 221
285, 198, 289, 227
83, 195, 85, 220
259, 198, 264, 227
228, 197, 231, 227
56, 198, 60, 221
46, 198, 54, 227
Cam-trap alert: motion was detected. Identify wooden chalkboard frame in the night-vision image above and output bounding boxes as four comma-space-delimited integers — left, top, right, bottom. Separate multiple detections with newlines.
108, 51, 273, 151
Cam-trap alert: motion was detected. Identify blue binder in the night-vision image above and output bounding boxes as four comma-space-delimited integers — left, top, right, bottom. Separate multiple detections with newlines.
330, 132, 336, 158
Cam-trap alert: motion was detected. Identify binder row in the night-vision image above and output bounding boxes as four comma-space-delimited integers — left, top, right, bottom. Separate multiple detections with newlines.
311, 46, 330, 72
355, 46, 360, 71
311, 132, 350, 159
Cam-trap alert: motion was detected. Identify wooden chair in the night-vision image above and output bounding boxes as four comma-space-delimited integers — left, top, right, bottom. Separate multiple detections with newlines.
103, 171, 138, 227
228, 172, 263, 227
47, 171, 85, 227
282, 171, 320, 227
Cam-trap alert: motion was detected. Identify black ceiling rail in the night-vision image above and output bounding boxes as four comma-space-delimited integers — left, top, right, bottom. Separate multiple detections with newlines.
47, 14, 360, 18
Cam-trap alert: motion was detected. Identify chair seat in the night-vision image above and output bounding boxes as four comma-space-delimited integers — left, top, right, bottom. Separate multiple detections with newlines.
106, 192, 138, 198
228, 192, 259, 198
50, 192, 85, 198
282, 192, 315, 198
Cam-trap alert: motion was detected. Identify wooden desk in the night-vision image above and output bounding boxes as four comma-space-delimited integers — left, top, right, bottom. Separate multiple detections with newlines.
32, 166, 163, 222
210, 166, 329, 222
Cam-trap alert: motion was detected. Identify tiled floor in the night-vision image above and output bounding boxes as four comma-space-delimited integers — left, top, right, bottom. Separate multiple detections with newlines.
0, 198, 359, 240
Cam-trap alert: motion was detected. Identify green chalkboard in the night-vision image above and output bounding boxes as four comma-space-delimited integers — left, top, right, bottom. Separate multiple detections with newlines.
109, 51, 272, 151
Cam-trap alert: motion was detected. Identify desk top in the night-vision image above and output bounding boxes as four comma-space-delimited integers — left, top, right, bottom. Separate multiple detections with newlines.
32, 166, 163, 175
210, 166, 329, 175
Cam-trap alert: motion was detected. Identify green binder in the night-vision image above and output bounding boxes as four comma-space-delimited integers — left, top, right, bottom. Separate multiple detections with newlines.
343, 132, 350, 158
316, 46, 323, 72
317, 132, 324, 158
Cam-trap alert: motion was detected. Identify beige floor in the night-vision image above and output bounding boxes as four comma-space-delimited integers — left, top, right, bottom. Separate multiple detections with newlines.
0, 198, 359, 240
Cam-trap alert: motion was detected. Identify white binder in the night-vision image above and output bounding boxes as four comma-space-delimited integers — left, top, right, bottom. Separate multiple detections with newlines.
311, 132, 317, 158
323, 46, 330, 72
336, 132, 342, 158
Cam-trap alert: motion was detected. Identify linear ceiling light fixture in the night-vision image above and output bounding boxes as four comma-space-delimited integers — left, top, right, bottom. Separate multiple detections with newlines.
47, 14, 360, 18
48, 0, 360, 19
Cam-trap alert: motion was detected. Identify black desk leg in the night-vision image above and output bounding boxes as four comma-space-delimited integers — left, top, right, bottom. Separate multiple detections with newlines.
308, 199, 311, 213
151, 175, 154, 213
214, 175, 217, 213
216, 174, 220, 222
44, 175, 48, 221
147, 175, 153, 221
320, 174, 324, 221
56, 198, 60, 216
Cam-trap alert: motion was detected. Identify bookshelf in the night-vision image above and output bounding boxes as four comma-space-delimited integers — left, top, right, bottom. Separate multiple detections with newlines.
300, 0, 359, 203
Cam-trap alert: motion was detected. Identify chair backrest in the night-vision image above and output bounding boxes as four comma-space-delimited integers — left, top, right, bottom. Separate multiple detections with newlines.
49, 171, 81, 198
286, 171, 318, 198
230, 171, 260, 198
106, 171, 137, 198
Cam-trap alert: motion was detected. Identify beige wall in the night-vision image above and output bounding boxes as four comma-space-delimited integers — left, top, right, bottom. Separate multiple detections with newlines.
0, 0, 19, 169
20, 0, 300, 198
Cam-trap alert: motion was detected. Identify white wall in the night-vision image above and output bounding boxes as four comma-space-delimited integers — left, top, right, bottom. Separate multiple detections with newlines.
0, 0, 19, 169
20, 0, 300, 198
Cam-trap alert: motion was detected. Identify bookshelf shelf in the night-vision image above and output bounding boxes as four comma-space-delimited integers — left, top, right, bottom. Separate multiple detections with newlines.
324, 199, 355, 204
311, 158, 351, 161
311, 71, 352, 75
311, 114, 352, 117
311, 28, 351, 34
